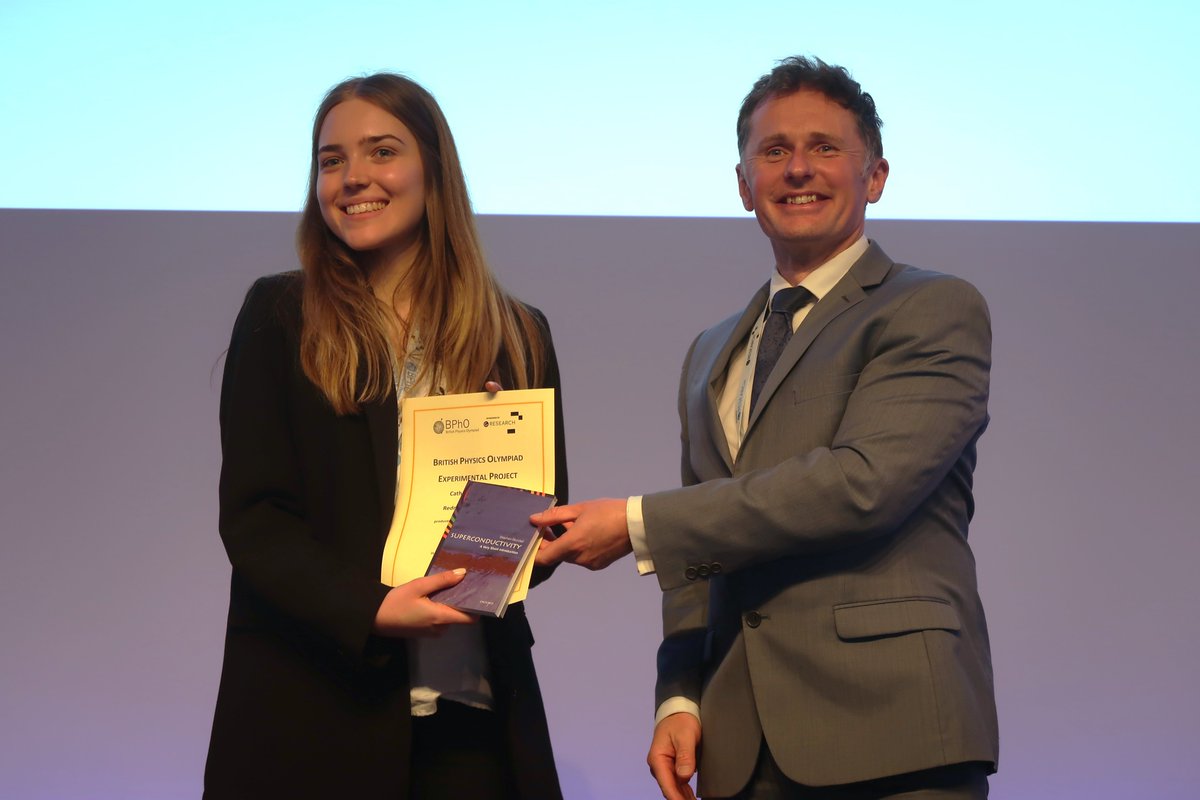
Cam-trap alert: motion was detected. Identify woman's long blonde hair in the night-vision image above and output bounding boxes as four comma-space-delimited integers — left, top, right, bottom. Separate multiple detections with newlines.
297, 73, 544, 414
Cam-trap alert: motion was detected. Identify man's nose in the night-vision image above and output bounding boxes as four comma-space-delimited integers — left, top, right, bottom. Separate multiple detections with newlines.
784, 151, 812, 180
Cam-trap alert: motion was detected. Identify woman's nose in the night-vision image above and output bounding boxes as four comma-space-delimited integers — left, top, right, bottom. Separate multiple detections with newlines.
343, 160, 369, 189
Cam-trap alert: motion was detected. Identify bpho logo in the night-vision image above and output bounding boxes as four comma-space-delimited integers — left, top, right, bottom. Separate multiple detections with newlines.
434, 418, 470, 434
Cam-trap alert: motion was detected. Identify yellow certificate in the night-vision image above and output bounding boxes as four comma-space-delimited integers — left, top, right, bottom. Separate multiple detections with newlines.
380, 388, 555, 604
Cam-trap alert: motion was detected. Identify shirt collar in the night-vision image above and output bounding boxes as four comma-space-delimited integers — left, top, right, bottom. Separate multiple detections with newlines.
768, 235, 869, 302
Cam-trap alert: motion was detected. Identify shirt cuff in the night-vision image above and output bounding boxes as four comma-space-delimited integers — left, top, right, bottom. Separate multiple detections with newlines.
655, 696, 701, 725
627, 496, 655, 575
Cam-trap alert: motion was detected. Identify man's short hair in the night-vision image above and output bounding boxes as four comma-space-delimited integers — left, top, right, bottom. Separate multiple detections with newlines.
737, 56, 883, 163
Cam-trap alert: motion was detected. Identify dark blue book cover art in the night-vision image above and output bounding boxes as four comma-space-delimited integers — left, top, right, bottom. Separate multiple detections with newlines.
425, 481, 556, 617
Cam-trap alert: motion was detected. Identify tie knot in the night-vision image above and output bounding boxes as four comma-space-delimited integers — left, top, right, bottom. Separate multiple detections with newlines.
771, 285, 812, 315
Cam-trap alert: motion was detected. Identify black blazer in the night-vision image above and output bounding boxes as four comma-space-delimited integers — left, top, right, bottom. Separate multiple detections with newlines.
204, 273, 567, 799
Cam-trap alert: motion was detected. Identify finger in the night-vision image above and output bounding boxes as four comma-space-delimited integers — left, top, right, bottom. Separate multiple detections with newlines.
648, 756, 686, 800
427, 604, 472, 628
531, 505, 578, 527
534, 536, 567, 568
429, 606, 475, 626
537, 526, 558, 542
484, 380, 504, 393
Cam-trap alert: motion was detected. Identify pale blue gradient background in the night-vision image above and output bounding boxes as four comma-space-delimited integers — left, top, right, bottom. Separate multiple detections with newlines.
2, 0, 1197, 220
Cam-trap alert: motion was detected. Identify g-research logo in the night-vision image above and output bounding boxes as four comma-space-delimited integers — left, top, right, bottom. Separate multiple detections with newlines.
434, 417, 471, 434
483, 410, 525, 434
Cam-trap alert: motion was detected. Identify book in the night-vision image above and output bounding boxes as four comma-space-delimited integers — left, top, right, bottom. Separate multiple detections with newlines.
425, 480, 556, 617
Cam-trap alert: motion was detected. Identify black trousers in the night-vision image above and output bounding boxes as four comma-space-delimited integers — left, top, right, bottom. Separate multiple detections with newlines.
723, 740, 990, 800
409, 700, 519, 800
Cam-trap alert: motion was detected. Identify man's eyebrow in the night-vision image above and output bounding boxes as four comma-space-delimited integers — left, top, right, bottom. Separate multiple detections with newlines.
756, 130, 849, 147
317, 133, 406, 154
755, 133, 789, 149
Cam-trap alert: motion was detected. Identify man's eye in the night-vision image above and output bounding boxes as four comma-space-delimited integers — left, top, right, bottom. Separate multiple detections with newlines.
764, 147, 786, 161
815, 144, 836, 154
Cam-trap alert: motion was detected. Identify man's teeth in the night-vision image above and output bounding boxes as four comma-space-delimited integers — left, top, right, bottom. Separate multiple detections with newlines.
345, 201, 387, 215
784, 195, 819, 205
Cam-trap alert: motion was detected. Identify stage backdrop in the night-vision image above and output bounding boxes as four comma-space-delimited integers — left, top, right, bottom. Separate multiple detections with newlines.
0, 209, 1197, 798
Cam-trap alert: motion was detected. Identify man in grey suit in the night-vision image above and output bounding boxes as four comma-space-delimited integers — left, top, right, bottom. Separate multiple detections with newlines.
535, 56, 998, 799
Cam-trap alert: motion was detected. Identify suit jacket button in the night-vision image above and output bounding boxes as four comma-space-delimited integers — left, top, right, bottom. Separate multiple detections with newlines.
684, 566, 698, 581
745, 611, 762, 628
709, 562, 722, 575
696, 564, 711, 578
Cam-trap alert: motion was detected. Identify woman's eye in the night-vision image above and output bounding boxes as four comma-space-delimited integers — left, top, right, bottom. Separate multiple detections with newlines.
319, 156, 342, 169
374, 147, 395, 159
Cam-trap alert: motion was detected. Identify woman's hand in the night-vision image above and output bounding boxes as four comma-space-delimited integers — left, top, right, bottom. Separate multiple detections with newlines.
484, 380, 503, 394
372, 569, 475, 637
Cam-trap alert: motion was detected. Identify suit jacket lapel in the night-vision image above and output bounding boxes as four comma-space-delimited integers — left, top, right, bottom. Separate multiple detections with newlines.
704, 282, 769, 472
745, 242, 895, 433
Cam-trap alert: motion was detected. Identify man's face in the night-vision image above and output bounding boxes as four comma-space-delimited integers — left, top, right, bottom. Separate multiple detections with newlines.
736, 89, 888, 274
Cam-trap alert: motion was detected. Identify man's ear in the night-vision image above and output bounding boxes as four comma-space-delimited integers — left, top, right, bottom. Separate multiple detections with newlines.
866, 157, 889, 204
736, 162, 754, 212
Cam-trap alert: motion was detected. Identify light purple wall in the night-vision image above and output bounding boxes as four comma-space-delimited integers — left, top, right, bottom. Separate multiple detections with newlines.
1, 209, 1196, 798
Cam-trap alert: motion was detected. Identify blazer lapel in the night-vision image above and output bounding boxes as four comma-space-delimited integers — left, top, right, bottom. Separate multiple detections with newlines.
746, 242, 894, 433
364, 388, 399, 544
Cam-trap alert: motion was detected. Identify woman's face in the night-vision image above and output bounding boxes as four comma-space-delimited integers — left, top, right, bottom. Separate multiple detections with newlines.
316, 98, 427, 273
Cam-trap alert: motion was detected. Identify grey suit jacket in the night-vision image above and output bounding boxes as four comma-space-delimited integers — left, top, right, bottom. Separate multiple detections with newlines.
642, 242, 999, 795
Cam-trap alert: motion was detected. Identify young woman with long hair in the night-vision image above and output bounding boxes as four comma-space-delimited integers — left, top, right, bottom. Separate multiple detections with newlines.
204, 73, 566, 799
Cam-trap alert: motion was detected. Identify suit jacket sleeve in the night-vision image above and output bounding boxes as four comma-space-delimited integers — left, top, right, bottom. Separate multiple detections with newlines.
218, 276, 391, 663
642, 273, 991, 594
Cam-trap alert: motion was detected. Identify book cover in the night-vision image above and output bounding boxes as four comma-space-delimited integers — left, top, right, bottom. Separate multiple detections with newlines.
425, 480, 556, 617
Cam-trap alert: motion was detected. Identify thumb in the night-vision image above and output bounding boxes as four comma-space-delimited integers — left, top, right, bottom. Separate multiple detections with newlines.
674, 735, 696, 779
535, 536, 565, 567
413, 567, 467, 596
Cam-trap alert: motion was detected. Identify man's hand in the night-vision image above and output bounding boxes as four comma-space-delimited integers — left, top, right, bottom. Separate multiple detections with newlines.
532, 498, 632, 570
648, 712, 701, 800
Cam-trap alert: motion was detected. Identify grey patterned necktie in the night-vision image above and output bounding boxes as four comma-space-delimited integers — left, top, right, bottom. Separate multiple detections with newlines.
750, 285, 814, 413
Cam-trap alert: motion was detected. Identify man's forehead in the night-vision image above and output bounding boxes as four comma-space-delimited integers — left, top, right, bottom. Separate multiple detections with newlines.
753, 89, 851, 123
748, 93, 859, 140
